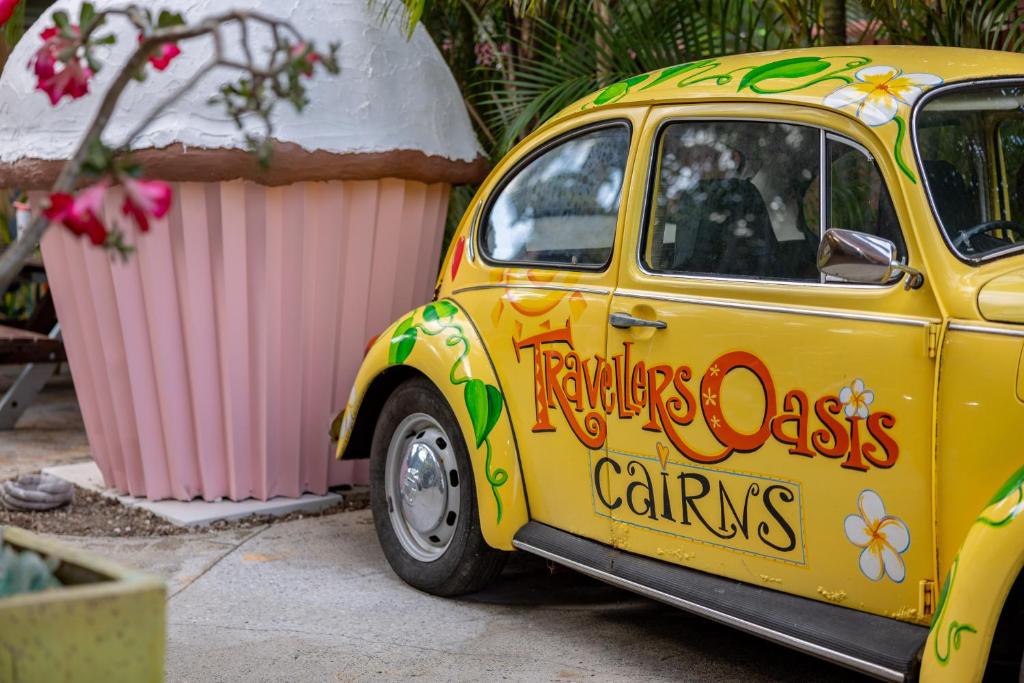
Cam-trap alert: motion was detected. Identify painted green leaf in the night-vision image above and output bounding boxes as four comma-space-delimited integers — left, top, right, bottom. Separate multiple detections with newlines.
423, 300, 458, 323
388, 316, 417, 366
593, 74, 649, 106
464, 380, 504, 448
737, 57, 829, 92
640, 59, 716, 90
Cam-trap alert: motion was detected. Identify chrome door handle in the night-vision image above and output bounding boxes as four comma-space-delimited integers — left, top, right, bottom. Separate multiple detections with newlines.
609, 312, 667, 330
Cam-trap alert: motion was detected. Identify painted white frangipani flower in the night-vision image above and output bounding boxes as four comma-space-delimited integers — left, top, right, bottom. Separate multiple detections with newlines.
823, 66, 943, 126
844, 490, 911, 583
839, 378, 874, 419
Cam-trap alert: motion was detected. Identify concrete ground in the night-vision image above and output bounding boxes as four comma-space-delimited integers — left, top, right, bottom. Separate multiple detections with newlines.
0, 368, 90, 480
62, 511, 867, 682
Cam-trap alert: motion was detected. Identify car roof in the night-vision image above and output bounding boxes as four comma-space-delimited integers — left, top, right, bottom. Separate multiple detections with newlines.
549, 46, 1024, 127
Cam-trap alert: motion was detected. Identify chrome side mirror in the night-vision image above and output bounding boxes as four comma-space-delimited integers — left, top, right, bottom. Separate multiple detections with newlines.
817, 228, 924, 290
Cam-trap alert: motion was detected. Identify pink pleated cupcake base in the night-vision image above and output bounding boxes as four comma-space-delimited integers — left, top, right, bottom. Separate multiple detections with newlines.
40, 178, 449, 501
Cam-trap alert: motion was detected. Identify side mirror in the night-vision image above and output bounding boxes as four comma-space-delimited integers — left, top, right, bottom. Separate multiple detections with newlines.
817, 228, 924, 290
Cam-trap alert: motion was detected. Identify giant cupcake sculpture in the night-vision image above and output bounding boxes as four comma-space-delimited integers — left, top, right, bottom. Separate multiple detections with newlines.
0, 0, 486, 501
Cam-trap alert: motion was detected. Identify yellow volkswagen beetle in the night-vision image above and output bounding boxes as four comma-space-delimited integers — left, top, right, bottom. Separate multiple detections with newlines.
333, 46, 1024, 682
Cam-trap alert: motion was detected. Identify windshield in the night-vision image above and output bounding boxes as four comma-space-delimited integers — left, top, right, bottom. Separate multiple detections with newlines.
916, 83, 1024, 262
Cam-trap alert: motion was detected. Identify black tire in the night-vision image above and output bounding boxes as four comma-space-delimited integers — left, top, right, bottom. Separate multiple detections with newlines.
370, 377, 507, 596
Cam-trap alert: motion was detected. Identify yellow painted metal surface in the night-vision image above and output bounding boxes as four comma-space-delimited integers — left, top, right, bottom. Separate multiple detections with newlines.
978, 267, 1024, 323
336, 46, 1024, 680
935, 330, 1024, 572
0, 527, 166, 683
600, 101, 940, 620
920, 466, 1024, 682
335, 300, 529, 550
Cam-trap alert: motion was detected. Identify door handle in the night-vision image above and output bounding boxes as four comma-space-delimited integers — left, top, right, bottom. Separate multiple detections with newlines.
609, 312, 667, 330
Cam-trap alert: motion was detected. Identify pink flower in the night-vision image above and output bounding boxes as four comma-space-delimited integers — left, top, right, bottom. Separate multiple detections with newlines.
37, 59, 92, 104
32, 27, 64, 80
139, 35, 181, 71
121, 177, 172, 232
290, 42, 320, 77
0, 0, 21, 28
32, 25, 91, 104
44, 183, 109, 245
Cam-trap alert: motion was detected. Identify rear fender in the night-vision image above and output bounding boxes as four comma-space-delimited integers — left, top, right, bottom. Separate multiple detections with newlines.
334, 299, 528, 550
920, 465, 1024, 682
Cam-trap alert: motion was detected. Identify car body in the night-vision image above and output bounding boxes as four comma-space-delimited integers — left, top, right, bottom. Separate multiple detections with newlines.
334, 46, 1024, 682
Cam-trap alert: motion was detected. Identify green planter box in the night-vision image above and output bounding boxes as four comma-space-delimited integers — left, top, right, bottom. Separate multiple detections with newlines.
0, 527, 165, 682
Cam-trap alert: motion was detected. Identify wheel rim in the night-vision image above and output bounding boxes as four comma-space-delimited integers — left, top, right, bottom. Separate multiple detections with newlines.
384, 412, 461, 562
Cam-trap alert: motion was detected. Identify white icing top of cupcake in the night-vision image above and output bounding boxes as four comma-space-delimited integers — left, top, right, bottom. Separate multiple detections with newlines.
0, 0, 482, 164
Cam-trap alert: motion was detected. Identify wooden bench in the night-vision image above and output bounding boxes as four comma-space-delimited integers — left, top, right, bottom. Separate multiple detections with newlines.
0, 324, 65, 365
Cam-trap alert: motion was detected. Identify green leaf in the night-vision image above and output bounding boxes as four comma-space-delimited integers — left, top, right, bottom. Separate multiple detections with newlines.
737, 57, 828, 92
52, 11, 69, 30
94, 34, 116, 45
4, 0, 25, 48
423, 300, 458, 322
157, 11, 185, 28
79, 3, 95, 28
464, 379, 503, 449
640, 59, 716, 90
388, 316, 417, 366
592, 74, 648, 106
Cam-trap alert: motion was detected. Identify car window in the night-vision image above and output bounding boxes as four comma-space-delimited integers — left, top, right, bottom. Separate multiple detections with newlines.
826, 136, 905, 258
481, 124, 630, 268
999, 118, 1024, 222
643, 120, 907, 283
644, 120, 821, 281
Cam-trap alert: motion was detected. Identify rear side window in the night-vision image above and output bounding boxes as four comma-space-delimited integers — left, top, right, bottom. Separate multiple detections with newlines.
481, 124, 630, 268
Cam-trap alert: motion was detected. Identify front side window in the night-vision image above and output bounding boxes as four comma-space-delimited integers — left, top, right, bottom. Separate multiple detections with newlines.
645, 120, 821, 281
481, 124, 630, 268
917, 84, 1024, 261
643, 119, 905, 283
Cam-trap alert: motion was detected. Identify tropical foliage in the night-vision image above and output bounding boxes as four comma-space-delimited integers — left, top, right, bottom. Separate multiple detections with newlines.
391, 0, 1024, 240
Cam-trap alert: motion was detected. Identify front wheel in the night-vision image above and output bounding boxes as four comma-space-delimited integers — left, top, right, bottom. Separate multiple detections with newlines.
370, 377, 507, 596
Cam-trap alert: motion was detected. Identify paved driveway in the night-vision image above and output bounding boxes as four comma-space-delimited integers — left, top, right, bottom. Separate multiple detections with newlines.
65, 510, 868, 682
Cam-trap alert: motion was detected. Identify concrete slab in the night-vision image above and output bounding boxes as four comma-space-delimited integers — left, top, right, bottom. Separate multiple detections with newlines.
42, 460, 109, 494
44, 461, 344, 527
158, 511, 865, 682
127, 493, 345, 527
52, 527, 263, 597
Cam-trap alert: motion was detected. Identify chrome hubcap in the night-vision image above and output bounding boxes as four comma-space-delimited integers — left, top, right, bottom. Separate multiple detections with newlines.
385, 413, 460, 562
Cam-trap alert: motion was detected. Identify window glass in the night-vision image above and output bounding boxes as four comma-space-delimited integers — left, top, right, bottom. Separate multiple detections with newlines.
917, 85, 1024, 260
481, 125, 630, 267
827, 137, 904, 256
999, 118, 1024, 222
644, 121, 821, 280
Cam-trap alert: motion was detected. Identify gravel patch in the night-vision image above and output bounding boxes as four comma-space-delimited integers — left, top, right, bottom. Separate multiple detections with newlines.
0, 483, 369, 537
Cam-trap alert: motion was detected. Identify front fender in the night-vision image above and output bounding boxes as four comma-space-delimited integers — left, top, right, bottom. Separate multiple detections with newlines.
333, 299, 528, 550
920, 465, 1024, 682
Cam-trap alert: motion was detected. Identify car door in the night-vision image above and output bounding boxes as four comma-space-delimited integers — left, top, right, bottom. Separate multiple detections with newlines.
452, 110, 646, 546
598, 103, 941, 620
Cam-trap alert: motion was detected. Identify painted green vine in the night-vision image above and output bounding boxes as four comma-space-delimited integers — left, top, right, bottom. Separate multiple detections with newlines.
976, 464, 1024, 528
389, 300, 509, 524
930, 555, 977, 666
588, 54, 939, 183
927, 467, 1024, 666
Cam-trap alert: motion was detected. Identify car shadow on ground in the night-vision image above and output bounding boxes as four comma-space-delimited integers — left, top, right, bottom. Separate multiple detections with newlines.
462, 552, 870, 682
